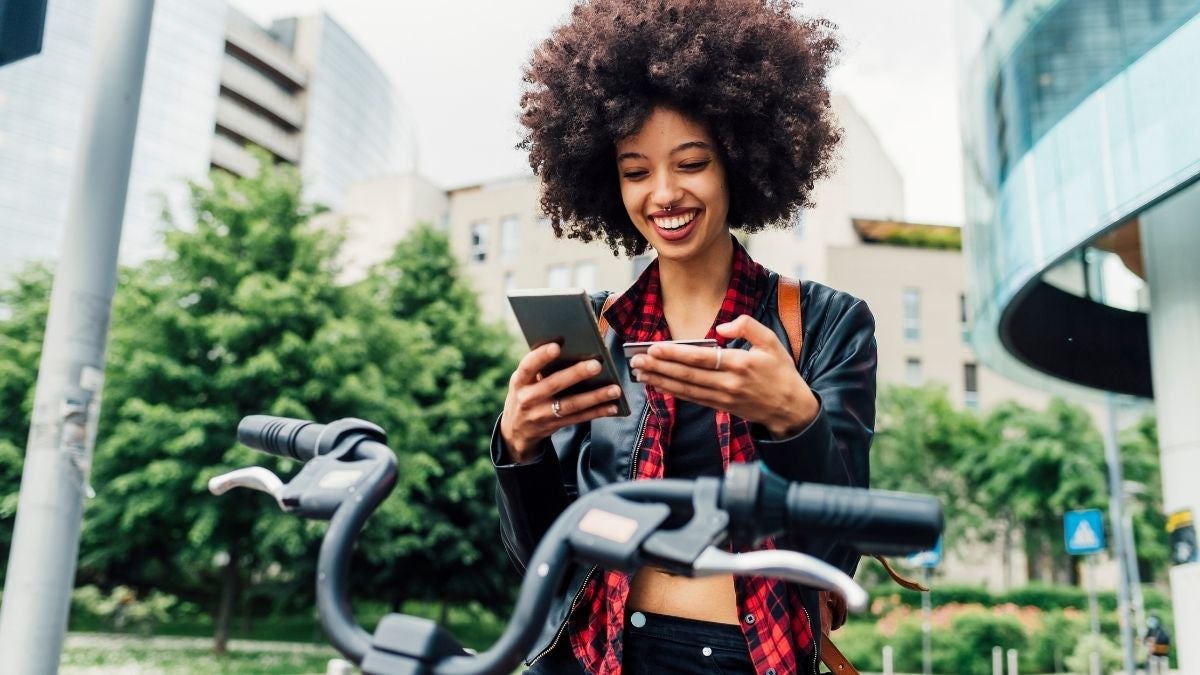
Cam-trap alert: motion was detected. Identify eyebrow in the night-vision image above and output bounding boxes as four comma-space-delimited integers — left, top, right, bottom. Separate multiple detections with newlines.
616, 140, 712, 162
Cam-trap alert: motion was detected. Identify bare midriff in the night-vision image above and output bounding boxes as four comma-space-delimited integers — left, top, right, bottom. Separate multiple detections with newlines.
626, 567, 740, 624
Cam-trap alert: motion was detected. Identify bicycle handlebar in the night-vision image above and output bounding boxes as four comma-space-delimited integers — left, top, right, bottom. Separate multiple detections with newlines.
212, 415, 944, 675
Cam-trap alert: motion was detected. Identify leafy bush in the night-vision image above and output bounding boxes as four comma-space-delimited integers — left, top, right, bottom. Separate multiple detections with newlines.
832, 620, 885, 671
1065, 633, 1123, 674
70, 585, 195, 634
941, 610, 1026, 675
1024, 610, 1087, 673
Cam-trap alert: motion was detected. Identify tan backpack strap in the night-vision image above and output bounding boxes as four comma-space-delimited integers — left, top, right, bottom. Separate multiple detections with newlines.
873, 555, 929, 592
777, 276, 803, 365
819, 590, 859, 674
596, 293, 618, 336
820, 633, 861, 675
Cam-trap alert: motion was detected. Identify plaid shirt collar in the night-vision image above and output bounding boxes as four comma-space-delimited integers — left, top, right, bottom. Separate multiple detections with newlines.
569, 237, 815, 675
603, 236, 765, 345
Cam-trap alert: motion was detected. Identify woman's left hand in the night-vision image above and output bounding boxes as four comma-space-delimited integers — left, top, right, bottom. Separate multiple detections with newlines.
629, 315, 820, 439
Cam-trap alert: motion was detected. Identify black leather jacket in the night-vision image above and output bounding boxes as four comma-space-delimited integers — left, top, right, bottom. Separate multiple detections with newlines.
491, 273, 877, 668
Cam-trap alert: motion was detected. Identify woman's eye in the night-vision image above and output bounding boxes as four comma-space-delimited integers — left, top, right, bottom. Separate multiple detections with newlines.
681, 161, 710, 171
622, 170, 648, 180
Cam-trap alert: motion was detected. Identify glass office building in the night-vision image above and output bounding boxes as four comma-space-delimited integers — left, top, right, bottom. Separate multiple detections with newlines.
0, 3, 409, 278
961, 1, 1200, 667
0, 0, 227, 274
271, 15, 409, 210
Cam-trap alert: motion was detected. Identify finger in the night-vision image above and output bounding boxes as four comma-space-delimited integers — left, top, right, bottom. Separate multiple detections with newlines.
558, 384, 623, 416
643, 343, 727, 372
526, 358, 604, 401
513, 342, 562, 385
638, 371, 728, 410
544, 401, 622, 430
715, 315, 782, 351
632, 351, 726, 386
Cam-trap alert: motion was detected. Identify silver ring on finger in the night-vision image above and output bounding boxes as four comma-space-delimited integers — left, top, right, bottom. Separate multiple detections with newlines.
713, 345, 723, 371
551, 398, 564, 418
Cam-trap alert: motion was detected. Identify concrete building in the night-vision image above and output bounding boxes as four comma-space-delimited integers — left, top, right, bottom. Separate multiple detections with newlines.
0, 2, 409, 278
961, 0, 1200, 661
315, 173, 449, 282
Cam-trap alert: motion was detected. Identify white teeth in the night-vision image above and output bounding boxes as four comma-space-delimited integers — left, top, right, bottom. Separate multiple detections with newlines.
652, 212, 694, 230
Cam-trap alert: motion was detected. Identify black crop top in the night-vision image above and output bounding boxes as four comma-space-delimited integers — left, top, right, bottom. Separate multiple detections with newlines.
663, 399, 723, 478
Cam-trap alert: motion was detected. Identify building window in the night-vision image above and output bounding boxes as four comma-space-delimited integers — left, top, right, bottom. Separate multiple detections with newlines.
964, 363, 979, 409
902, 288, 921, 341
500, 215, 520, 260
574, 261, 596, 292
470, 221, 489, 263
960, 293, 969, 341
547, 264, 571, 288
905, 357, 922, 386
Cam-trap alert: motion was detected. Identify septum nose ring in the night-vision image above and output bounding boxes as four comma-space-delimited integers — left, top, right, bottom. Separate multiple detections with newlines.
664, 203, 674, 212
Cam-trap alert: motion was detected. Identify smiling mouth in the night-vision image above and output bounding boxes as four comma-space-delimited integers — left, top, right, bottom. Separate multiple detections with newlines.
650, 209, 699, 231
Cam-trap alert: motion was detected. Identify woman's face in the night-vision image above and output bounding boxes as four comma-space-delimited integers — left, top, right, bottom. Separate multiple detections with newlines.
615, 106, 730, 265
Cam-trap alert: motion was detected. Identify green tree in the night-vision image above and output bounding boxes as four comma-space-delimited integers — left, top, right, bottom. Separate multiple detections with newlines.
962, 399, 1107, 583
1119, 414, 1169, 582
871, 385, 988, 545
350, 224, 517, 616
0, 263, 53, 573
76, 161, 392, 652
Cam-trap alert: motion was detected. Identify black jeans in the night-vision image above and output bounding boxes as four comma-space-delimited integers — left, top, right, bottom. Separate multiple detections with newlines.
525, 611, 755, 674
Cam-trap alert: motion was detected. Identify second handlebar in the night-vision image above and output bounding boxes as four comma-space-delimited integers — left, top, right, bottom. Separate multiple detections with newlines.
237, 415, 326, 461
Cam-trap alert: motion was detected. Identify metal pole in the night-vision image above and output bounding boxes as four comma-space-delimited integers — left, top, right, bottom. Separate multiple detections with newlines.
993, 645, 1003, 675
922, 566, 932, 675
1086, 556, 1101, 675
1121, 483, 1147, 640
1102, 392, 1138, 674
0, 1, 155, 671
1007, 648, 1018, 675
883, 645, 894, 675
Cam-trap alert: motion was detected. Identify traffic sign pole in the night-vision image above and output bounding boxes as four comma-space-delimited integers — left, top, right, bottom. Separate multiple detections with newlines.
1086, 555, 1101, 675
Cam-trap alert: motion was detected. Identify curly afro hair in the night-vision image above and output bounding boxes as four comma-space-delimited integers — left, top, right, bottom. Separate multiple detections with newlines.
519, 0, 842, 257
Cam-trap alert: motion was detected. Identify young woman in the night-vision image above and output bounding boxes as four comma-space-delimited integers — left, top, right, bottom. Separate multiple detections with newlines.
491, 1, 877, 673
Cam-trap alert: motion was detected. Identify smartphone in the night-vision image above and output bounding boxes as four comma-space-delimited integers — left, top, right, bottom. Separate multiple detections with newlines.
506, 288, 631, 417
622, 339, 719, 379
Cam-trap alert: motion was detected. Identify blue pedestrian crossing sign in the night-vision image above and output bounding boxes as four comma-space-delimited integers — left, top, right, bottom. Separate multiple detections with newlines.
1064, 509, 1106, 555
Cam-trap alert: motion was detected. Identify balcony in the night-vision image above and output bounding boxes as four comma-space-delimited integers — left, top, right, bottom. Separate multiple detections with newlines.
214, 97, 301, 163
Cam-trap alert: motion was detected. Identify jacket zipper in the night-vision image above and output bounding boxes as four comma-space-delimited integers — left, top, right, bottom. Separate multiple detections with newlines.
526, 565, 598, 666
526, 404, 653, 666
627, 403, 652, 481
803, 602, 818, 675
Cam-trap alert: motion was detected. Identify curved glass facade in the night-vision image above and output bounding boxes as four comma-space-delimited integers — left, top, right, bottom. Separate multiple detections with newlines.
962, 0, 1200, 395
276, 15, 409, 210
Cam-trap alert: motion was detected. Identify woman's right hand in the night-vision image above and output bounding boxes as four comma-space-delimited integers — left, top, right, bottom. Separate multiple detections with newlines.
500, 342, 623, 463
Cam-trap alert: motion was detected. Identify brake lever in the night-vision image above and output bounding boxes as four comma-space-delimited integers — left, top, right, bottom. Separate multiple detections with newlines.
691, 546, 868, 612
208, 467, 287, 511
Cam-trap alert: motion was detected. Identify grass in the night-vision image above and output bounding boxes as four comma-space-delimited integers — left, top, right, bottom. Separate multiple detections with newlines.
61, 599, 511, 673
61, 633, 341, 674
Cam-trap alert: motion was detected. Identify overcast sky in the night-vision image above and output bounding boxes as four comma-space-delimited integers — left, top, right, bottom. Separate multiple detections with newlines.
232, 0, 972, 226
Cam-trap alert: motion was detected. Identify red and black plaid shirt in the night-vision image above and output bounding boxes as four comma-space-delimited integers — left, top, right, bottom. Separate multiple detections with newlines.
568, 240, 815, 675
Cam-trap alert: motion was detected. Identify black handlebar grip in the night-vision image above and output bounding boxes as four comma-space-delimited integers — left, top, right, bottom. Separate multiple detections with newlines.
237, 415, 325, 461
786, 483, 943, 556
